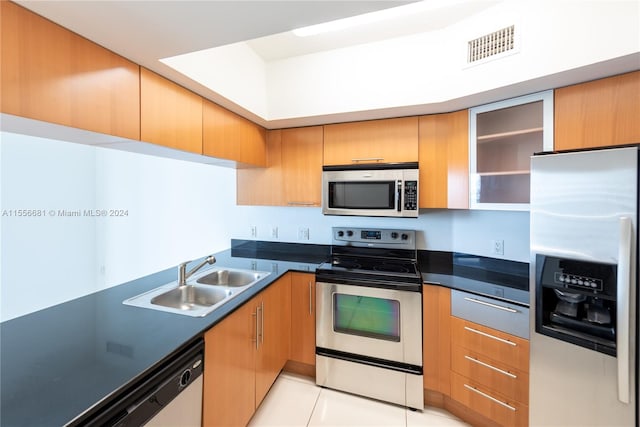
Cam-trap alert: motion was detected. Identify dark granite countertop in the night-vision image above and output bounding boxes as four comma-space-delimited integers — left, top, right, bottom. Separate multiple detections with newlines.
0, 247, 324, 427
418, 251, 530, 306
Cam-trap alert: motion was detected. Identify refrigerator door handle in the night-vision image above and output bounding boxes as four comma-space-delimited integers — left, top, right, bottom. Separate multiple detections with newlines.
617, 216, 632, 404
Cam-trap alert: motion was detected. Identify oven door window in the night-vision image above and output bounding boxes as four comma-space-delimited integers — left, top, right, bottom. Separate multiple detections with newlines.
333, 293, 400, 342
328, 181, 395, 210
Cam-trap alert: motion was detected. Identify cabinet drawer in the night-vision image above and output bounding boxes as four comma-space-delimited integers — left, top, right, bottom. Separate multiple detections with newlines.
451, 372, 528, 427
451, 344, 528, 404
451, 289, 529, 339
451, 316, 529, 372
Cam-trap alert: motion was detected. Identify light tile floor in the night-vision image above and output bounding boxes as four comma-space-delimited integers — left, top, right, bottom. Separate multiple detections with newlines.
249, 373, 471, 427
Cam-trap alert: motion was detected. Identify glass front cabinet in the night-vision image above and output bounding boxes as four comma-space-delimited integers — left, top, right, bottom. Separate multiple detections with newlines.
469, 90, 553, 210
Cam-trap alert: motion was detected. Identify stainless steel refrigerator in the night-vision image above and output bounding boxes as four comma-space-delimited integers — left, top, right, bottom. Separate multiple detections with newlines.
530, 146, 638, 426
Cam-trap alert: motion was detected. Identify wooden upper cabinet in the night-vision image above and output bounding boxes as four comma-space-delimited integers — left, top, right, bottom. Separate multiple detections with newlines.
281, 126, 324, 206
1, 1, 140, 140
419, 110, 469, 209
323, 117, 419, 165
555, 71, 640, 150
202, 99, 266, 166
140, 68, 203, 154
237, 129, 285, 206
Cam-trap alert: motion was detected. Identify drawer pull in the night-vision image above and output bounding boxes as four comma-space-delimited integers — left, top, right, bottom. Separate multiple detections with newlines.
287, 202, 317, 206
464, 297, 518, 313
463, 384, 516, 411
351, 157, 384, 163
464, 355, 517, 379
464, 326, 517, 347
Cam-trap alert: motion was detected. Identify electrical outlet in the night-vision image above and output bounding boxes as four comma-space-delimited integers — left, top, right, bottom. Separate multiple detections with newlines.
298, 227, 310, 240
492, 239, 504, 256
271, 226, 278, 239
250, 225, 257, 238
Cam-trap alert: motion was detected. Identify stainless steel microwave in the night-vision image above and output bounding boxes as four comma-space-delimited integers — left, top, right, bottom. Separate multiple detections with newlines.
322, 162, 419, 217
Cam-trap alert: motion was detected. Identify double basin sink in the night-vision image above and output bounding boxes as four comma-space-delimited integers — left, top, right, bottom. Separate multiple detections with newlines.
123, 267, 270, 317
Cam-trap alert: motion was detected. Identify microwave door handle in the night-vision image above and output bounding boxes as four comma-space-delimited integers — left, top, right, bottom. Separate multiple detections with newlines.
617, 216, 632, 404
396, 180, 402, 212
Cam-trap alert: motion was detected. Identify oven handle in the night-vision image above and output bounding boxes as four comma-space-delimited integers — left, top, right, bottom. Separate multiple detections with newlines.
617, 216, 632, 404
396, 180, 402, 212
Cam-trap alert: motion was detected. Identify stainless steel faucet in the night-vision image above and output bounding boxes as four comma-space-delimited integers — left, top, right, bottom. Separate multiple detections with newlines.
178, 255, 216, 286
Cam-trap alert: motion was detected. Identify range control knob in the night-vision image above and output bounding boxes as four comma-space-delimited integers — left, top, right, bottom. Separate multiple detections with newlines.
346, 230, 354, 237
337, 231, 344, 237
391, 232, 399, 239
401, 233, 409, 240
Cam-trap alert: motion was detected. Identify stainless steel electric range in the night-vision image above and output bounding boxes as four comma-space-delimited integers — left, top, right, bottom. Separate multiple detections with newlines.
315, 227, 423, 410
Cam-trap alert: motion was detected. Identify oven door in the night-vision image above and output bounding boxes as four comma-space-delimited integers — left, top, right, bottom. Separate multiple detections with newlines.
316, 281, 422, 367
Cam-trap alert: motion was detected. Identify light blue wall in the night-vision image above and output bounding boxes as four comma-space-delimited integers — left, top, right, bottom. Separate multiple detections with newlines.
1, 133, 529, 321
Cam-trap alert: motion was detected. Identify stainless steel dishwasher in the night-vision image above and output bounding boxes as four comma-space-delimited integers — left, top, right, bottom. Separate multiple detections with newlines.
76, 339, 204, 427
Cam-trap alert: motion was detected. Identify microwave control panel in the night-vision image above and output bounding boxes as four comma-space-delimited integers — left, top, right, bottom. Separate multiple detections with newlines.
403, 181, 418, 211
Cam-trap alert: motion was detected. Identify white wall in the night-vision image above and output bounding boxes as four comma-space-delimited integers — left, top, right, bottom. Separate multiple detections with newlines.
1, 133, 529, 321
0, 132, 237, 322
229, 206, 529, 261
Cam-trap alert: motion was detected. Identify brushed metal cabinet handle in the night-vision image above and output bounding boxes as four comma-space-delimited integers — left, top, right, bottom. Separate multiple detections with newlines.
464, 355, 517, 379
351, 157, 384, 163
463, 384, 516, 411
287, 202, 317, 206
463, 297, 518, 313
252, 311, 258, 350
464, 326, 517, 347
260, 301, 265, 345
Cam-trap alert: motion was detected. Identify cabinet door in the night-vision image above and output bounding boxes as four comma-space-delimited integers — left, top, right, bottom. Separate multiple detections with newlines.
290, 273, 316, 366
140, 68, 203, 154
237, 130, 285, 206
555, 71, 640, 150
281, 126, 324, 207
203, 302, 256, 427
323, 117, 419, 165
255, 275, 291, 406
419, 111, 469, 209
469, 90, 553, 210
1, 1, 140, 140
423, 285, 451, 395
202, 99, 266, 166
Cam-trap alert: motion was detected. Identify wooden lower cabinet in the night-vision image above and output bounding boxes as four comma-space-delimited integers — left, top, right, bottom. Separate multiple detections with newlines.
451, 371, 528, 427
255, 274, 291, 403
203, 275, 291, 427
423, 287, 530, 427
423, 285, 451, 394
290, 272, 316, 366
449, 316, 530, 427
203, 302, 256, 427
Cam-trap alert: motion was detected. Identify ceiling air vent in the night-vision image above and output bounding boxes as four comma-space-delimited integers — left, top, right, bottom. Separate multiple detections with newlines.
468, 25, 515, 63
